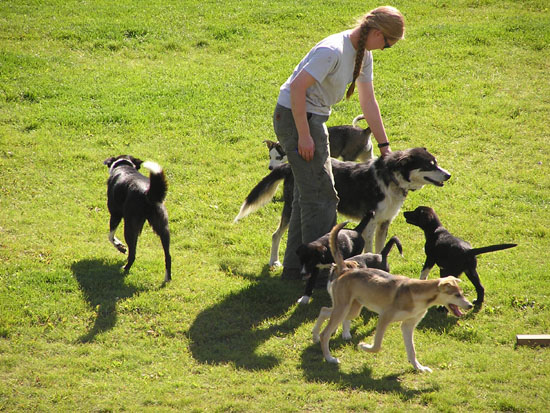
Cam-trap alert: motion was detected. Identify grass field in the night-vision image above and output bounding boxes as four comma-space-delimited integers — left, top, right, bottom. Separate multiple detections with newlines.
1, 0, 549, 411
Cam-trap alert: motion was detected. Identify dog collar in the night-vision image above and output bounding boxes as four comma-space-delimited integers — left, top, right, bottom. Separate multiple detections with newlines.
110, 158, 136, 172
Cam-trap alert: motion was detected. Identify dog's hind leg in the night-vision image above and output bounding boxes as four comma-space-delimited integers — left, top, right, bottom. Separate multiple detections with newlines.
358, 311, 392, 353
401, 316, 432, 372
109, 214, 126, 253
342, 299, 362, 340
158, 229, 171, 283
462, 265, 484, 306
312, 306, 332, 343
149, 212, 172, 283
123, 218, 145, 273
270, 208, 290, 267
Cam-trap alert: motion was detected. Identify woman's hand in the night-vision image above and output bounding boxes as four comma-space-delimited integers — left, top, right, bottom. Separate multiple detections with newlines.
298, 134, 315, 161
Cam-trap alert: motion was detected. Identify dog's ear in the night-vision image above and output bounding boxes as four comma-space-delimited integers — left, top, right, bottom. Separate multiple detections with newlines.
104, 157, 115, 167
438, 277, 462, 292
263, 140, 277, 150
129, 156, 144, 169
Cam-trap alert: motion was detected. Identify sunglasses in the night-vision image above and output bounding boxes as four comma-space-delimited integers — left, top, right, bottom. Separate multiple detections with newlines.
383, 35, 392, 50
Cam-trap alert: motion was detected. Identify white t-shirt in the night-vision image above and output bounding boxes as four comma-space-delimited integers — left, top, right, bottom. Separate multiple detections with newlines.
277, 30, 373, 116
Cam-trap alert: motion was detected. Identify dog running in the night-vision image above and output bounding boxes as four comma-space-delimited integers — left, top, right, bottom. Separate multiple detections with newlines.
404, 206, 517, 306
295, 212, 374, 305
104, 155, 171, 283
263, 114, 373, 170
311, 222, 473, 372
235, 148, 451, 266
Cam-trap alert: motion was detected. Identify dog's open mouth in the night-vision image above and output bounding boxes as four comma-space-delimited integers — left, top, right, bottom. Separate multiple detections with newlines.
424, 177, 444, 187
448, 304, 464, 317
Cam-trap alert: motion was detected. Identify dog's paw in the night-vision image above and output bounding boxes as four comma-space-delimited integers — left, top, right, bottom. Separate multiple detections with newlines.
342, 331, 352, 341
414, 364, 433, 373
115, 244, 127, 254
297, 295, 311, 305
269, 260, 282, 268
325, 355, 340, 364
312, 333, 320, 343
358, 342, 378, 353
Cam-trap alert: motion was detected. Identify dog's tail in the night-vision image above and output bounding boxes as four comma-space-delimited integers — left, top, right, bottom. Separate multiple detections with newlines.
352, 114, 365, 127
143, 161, 167, 204
329, 221, 349, 280
469, 243, 517, 257
380, 236, 403, 269
233, 163, 292, 222
353, 210, 375, 235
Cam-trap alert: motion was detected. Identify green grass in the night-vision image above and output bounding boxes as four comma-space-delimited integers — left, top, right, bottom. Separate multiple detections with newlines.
1, 0, 549, 411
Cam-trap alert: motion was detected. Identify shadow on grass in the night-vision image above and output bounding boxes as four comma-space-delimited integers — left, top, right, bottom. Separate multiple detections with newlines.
71, 259, 147, 343
300, 341, 439, 397
188, 264, 322, 371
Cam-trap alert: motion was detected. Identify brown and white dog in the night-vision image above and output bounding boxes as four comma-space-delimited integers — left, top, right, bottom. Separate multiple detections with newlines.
312, 222, 473, 372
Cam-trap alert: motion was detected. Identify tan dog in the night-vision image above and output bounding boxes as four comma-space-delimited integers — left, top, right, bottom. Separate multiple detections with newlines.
312, 222, 473, 372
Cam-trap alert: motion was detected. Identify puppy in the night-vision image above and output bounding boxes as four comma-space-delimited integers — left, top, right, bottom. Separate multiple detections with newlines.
263, 114, 373, 169
295, 211, 374, 305
404, 206, 516, 306
311, 222, 473, 372
104, 155, 171, 283
345, 235, 403, 272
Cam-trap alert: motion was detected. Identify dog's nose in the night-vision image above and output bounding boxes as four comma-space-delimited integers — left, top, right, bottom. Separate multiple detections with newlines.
268, 166, 273, 170
440, 167, 451, 180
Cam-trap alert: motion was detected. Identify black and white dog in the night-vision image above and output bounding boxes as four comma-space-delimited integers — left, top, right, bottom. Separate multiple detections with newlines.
295, 212, 374, 304
104, 155, 171, 283
264, 114, 372, 170
235, 148, 451, 267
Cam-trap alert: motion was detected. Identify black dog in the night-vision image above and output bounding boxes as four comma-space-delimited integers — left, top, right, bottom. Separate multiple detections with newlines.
295, 211, 374, 304
104, 155, 171, 283
345, 235, 403, 272
404, 206, 516, 305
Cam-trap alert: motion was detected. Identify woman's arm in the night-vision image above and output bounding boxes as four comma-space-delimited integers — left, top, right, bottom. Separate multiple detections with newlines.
289, 69, 317, 161
357, 80, 391, 156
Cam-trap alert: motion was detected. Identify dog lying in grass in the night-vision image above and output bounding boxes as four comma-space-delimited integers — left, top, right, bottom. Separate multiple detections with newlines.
312, 222, 473, 372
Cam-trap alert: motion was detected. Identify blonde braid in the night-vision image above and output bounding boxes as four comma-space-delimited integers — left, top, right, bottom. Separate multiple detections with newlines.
345, 22, 369, 99
345, 6, 405, 100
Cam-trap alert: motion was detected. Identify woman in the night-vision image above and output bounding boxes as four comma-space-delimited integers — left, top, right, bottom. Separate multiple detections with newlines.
273, 6, 405, 279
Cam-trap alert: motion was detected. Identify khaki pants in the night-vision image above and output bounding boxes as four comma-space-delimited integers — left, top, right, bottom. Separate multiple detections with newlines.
273, 104, 339, 269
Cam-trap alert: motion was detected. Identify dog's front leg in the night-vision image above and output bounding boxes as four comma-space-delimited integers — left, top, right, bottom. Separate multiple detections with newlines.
374, 220, 390, 253
420, 257, 436, 280
401, 317, 432, 373
361, 221, 376, 253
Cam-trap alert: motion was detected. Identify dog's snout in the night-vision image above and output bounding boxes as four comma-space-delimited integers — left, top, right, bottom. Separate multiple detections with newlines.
440, 167, 451, 180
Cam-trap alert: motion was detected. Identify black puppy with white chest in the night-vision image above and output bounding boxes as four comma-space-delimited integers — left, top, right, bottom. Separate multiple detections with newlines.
404, 206, 516, 306
104, 155, 171, 283
295, 211, 374, 305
